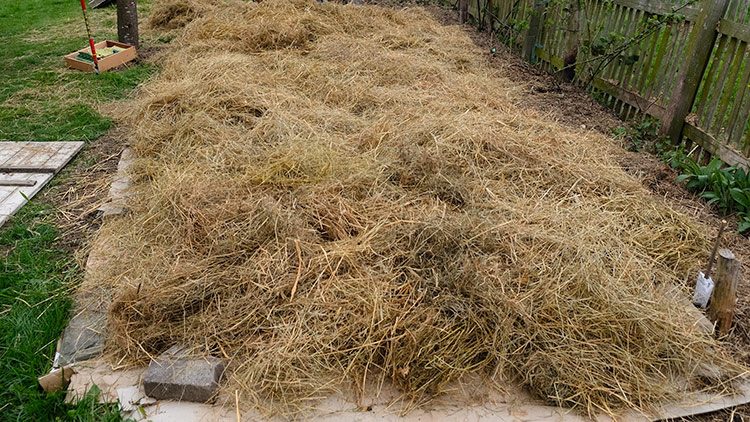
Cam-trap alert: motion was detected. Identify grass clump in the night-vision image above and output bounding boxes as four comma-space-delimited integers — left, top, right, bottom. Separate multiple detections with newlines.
91, 0, 745, 417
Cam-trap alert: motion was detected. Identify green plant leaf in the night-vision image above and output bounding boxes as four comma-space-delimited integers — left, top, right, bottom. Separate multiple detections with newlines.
676, 174, 692, 183
701, 191, 718, 201
730, 188, 750, 210
739, 219, 750, 234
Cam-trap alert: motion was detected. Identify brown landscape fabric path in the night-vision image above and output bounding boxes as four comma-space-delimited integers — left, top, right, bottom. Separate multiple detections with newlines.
78, 0, 748, 418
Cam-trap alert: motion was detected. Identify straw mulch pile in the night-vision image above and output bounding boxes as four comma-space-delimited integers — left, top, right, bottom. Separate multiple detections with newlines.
147, 0, 234, 30
94, 0, 745, 416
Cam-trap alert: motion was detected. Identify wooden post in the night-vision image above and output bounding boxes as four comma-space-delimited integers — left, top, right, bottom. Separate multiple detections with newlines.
561, 0, 580, 81
485, 0, 494, 32
459, 0, 469, 23
477, 0, 484, 30
707, 249, 740, 336
523, 0, 546, 63
117, 0, 139, 48
660, 0, 729, 142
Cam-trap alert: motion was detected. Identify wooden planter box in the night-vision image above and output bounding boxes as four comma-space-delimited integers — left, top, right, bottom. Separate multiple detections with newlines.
64, 40, 137, 73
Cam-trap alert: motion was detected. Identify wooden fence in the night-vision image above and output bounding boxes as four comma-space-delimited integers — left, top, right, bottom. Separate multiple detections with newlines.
459, 0, 750, 167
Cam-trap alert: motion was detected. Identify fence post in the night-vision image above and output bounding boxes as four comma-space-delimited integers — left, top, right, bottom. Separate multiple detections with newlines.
661, 0, 729, 142
562, 0, 580, 81
459, 0, 469, 23
523, 0, 546, 63
485, 0, 493, 31
707, 249, 740, 336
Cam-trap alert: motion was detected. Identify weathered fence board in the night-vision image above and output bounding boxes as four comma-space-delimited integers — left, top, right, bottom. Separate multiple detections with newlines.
687, 0, 750, 166
461, 0, 750, 168
719, 19, 750, 42
615, 0, 700, 19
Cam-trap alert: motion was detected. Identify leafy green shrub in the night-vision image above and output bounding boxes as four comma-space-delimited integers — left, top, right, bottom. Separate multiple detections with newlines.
667, 152, 750, 233
612, 117, 660, 152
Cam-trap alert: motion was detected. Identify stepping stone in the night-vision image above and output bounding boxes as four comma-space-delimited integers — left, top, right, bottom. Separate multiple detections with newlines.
58, 309, 107, 366
0, 141, 83, 227
143, 346, 225, 403
57, 234, 115, 366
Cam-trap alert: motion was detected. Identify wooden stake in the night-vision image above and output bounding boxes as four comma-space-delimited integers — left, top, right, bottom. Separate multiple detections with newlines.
707, 249, 741, 336
705, 219, 728, 278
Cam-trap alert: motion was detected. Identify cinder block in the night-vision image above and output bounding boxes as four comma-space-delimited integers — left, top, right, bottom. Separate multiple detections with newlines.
143, 346, 225, 403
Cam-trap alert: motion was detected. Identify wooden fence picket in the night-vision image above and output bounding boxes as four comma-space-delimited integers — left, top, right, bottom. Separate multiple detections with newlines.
457, 0, 750, 168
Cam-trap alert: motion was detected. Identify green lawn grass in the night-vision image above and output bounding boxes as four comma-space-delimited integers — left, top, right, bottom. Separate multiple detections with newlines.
0, 0, 155, 141
0, 0, 154, 419
0, 206, 124, 421
0, 205, 72, 419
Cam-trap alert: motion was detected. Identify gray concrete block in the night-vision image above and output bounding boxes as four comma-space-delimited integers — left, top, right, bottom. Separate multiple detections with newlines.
57, 236, 113, 366
143, 346, 225, 403
59, 310, 107, 366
